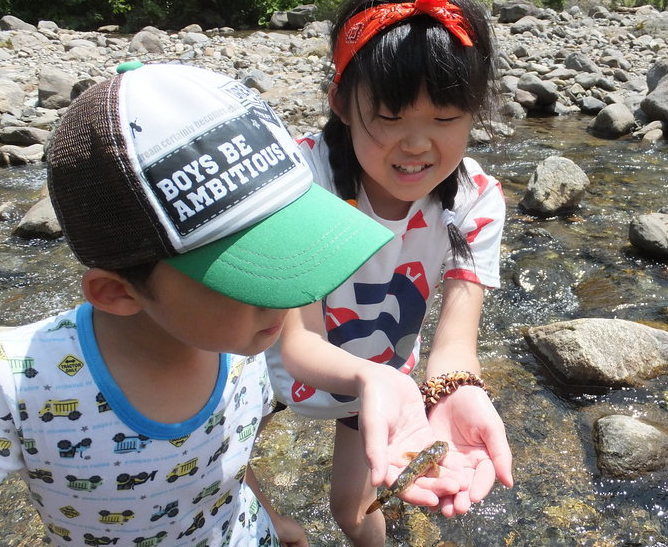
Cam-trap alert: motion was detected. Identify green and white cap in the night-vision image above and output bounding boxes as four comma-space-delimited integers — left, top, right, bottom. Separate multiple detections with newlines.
48, 63, 392, 308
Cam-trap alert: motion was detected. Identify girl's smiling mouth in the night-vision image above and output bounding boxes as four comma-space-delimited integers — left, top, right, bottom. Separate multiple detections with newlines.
393, 163, 432, 174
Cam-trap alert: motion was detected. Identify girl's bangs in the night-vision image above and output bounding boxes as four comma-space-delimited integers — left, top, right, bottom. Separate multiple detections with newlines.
358, 17, 477, 114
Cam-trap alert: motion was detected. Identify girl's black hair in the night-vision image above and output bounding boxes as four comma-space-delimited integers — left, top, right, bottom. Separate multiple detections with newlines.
323, 0, 497, 264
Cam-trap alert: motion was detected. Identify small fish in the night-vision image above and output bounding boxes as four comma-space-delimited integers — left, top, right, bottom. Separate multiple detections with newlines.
366, 440, 448, 514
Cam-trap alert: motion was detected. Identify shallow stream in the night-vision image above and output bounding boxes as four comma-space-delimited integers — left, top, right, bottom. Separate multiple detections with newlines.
0, 115, 666, 545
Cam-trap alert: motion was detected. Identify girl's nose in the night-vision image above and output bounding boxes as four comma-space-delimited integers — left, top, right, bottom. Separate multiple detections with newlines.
399, 131, 431, 155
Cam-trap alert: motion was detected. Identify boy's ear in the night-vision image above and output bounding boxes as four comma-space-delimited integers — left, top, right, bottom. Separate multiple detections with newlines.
81, 269, 143, 316
328, 85, 349, 125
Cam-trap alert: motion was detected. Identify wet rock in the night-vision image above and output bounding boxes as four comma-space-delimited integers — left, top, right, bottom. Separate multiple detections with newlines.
128, 30, 164, 54
37, 67, 77, 110
593, 415, 668, 478
640, 77, 668, 123
0, 201, 21, 221
524, 318, 668, 387
0, 79, 25, 115
629, 212, 668, 258
641, 128, 664, 145
13, 197, 61, 239
0, 15, 36, 32
519, 155, 590, 215
0, 126, 50, 146
589, 103, 636, 137
0, 143, 44, 165
565, 52, 600, 74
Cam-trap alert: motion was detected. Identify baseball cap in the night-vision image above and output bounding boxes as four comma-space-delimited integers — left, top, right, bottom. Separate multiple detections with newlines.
47, 63, 393, 308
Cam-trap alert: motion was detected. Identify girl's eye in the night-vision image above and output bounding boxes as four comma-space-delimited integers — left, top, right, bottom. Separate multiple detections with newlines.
435, 116, 461, 122
377, 114, 400, 121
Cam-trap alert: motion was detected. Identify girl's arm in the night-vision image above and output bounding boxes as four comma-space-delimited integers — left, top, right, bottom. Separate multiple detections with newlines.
280, 303, 461, 503
425, 279, 513, 517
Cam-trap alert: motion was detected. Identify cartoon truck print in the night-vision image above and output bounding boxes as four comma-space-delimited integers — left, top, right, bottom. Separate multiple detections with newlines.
116, 469, 157, 490
17, 430, 38, 455
236, 417, 258, 442
58, 437, 92, 458
210, 490, 233, 516
28, 468, 53, 483
0, 437, 11, 456
8, 357, 38, 378
193, 480, 220, 504
150, 501, 178, 522
83, 533, 119, 546
96, 392, 111, 413
47, 523, 72, 541
66, 474, 102, 491
166, 457, 198, 482
18, 400, 28, 421
204, 409, 225, 434
113, 433, 151, 454
132, 531, 167, 547
39, 399, 81, 422
207, 437, 230, 467
99, 509, 134, 525
248, 497, 261, 523
177, 511, 205, 539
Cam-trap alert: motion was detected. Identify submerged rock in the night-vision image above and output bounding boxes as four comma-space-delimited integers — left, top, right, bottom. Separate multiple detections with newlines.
593, 415, 668, 478
524, 318, 668, 387
519, 155, 590, 215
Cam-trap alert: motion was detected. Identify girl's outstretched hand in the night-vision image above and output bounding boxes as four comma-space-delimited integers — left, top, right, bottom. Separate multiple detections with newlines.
357, 366, 461, 507
426, 385, 513, 517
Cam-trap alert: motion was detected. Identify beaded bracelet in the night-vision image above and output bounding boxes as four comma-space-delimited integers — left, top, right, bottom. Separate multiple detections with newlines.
418, 371, 487, 411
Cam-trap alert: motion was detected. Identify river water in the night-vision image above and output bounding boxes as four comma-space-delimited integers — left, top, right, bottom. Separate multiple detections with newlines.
0, 115, 666, 545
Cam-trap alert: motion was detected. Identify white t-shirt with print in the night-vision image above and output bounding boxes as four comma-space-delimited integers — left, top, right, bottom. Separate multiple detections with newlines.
266, 133, 505, 419
0, 303, 278, 546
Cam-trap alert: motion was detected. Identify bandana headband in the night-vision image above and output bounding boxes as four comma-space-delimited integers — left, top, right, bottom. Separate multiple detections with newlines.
332, 0, 474, 84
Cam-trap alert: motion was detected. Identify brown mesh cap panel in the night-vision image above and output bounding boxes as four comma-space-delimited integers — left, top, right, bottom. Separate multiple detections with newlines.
47, 76, 174, 269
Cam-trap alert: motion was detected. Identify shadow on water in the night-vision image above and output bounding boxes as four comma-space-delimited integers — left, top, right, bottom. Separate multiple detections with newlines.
0, 116, 666, 545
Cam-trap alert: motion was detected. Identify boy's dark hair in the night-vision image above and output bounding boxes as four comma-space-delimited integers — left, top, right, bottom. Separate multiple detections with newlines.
111, 261, 159, 296
323, 0, 497, 263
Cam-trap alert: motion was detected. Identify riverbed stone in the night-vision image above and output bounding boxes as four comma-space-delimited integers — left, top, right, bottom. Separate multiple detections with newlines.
0, 143, 43, 165
565, 52, 600, 73
646, 59, 668, 93
517, 73, 558, 105
629, 212, 668, 258
0, 79, 25, 115
10, 30, 51, 53
593, 415, 668, 478
519, 155, 590, 215
641, 77, 668, 123
0, 15, 36, 32
0, 126, 50, 146
128, 30, 164, 54
499, 3, 538, 24
37, 67, 77, 110
524, 318, 668, 387
13, 196, 61, 239
589, 103, 636, 137
580, 96, 606, 114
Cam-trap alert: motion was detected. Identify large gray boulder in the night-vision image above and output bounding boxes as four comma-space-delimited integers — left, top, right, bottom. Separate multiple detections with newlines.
629, 212, 668, 258
128, 30, 164, 54
519, 155, 590, 215
10, 30, 51, 52
13, 197, 61, 239
498, 3, 538, 23
517, 73, 558, 106
589, 103, 636, 138
0, 15, 36, 31
593, 415, 668, 478
0, 126, 50, 146
524, 318, 668, 387
37, 67, 77, 110
641, 77, 668, 123
0, 78, 25, 114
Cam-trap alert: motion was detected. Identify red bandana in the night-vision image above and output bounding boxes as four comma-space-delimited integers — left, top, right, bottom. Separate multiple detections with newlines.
332, 0, 474, 84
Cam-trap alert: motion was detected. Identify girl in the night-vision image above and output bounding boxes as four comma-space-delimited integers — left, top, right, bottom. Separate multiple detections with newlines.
268, 0, 513, 543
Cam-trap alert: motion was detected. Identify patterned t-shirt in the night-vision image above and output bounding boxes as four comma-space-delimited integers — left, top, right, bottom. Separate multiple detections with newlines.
0, 303, 278, 546
267, 133, 505, 419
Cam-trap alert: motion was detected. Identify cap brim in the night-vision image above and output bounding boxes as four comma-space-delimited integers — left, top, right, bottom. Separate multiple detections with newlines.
166, 185, 393, 308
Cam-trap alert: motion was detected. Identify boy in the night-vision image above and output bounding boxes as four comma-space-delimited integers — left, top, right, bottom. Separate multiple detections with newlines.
0, 63, 392, 545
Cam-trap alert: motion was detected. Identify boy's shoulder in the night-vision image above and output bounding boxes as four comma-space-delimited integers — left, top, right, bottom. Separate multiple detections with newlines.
0, 307, 80, 354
